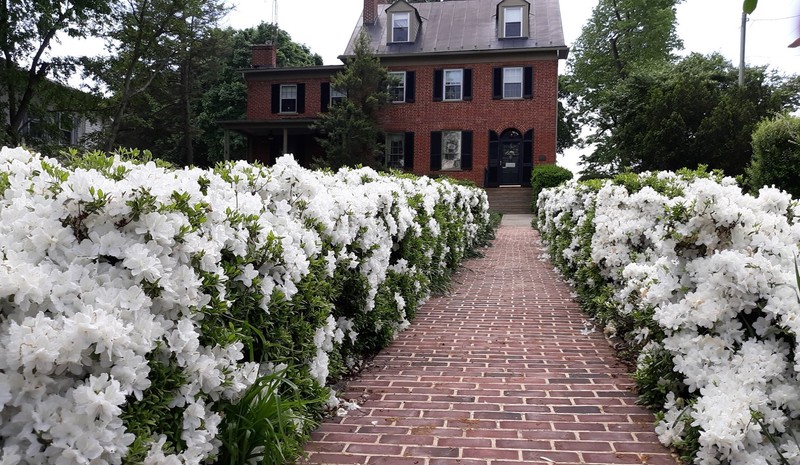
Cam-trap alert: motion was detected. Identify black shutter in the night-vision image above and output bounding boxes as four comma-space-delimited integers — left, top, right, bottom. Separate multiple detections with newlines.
463, 69, 473, 101
486, 130, 500, 187
433, 70, 443, 101
271, 84, 280, 114
523, 66, 533, 99
492, 68, 503, 100
297, 83, 306, 113
321, 83, 331, 112
406, 71, 416, 103
522, 129, 534, 186
404, 132, 414, 169
461, 131, 473, 170
430, 131, 442, 170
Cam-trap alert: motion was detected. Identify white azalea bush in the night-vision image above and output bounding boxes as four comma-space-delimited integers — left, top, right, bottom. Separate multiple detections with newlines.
0, 146, 492, 464
537, 169, 800, 464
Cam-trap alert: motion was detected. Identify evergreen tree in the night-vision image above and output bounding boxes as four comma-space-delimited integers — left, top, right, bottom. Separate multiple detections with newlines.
313, 31, 391, 170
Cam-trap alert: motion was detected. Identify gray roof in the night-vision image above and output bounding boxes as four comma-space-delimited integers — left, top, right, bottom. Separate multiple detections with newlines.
342, 0, 568, 59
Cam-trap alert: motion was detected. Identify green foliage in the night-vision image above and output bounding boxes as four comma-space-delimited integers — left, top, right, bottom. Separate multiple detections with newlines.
121, 353, 187, 464
531, 164, 573, 212
581, 54, 799, 176
216, 368, 325, 465
745, 114, 800, 198
314, 31, 391, 170
0, 0, 113, 147
195, 23, 323, 166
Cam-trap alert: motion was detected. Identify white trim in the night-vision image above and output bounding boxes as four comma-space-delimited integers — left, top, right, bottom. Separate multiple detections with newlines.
503, 6, 523, 38
279, 84, 298, 113
385, 133, 405, 168
502, 67, 523, 99
443, 69, 463, 101
389, 71, 406, 103
392, 12, 411, 43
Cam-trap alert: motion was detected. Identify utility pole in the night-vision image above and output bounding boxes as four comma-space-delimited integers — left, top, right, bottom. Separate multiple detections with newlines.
739, 11, 747, 86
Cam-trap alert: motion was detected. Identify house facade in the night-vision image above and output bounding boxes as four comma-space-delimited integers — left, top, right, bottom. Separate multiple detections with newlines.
220, 0, 568, 187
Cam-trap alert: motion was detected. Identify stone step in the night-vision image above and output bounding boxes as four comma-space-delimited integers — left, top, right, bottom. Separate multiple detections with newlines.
485, 187, 533, 214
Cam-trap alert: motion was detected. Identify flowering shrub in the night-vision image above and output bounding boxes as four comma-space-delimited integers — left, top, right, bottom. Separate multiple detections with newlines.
537, 169, 800, 464
0, 147, 491, 464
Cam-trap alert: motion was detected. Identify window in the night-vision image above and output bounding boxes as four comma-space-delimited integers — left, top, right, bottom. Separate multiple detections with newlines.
330, 87, 346, 106
504, 6, 523, 38
392, 12, 410, 42
386, 133, 405, 168
280, 84, 297, 113
444, 69, 463, 101
503, 68, 523, 99
442, 131, 462, 170
389, 71, 406, 102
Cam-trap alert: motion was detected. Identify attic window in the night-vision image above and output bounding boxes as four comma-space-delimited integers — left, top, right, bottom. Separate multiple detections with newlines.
392, 12, 410, 42
504, 6, 523, 38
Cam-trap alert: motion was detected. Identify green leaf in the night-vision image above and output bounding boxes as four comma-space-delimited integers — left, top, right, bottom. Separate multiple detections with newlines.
743, 0, 758, 14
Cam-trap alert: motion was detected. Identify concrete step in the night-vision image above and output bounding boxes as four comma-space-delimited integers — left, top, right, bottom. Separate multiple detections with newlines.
485, 187, 533, 214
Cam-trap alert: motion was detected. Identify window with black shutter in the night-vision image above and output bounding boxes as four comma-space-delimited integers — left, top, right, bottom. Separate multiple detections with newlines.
430, 131, 442, 170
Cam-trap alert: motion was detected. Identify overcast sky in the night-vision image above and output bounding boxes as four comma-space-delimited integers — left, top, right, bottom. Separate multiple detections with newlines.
225, 0, 800, 74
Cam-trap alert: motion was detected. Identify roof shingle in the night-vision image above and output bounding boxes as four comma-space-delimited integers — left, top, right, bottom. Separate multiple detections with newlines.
343, 0, 568, 58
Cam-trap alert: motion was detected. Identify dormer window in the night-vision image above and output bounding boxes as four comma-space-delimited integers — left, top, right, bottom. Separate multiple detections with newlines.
504, 6, 523, 38
392, 12, 410, 42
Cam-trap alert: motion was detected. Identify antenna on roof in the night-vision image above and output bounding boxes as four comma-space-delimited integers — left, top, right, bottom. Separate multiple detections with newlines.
271, 0, 279, 44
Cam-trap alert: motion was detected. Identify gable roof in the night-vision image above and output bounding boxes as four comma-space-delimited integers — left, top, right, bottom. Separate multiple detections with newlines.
342, 0, 568, 59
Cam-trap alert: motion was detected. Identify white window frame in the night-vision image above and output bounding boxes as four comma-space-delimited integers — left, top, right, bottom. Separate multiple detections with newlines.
389, 71, 406, 103
392, 12, 410, 43
330, 87, 346, 106
385, 133, 405, 169
503, 67, 523, 99
504, 6, 523, 38
441, 131, 462, 171
443, 69, 463, 101
280, 84, 298, 113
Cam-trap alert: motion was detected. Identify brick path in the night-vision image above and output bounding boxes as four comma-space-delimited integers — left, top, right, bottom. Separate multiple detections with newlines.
301, 216, 680, 465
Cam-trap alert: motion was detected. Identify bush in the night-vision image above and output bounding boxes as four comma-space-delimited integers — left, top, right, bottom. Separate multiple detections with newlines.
746, 114, 800, 198
531, 164, 573, 212
538, 169, 800, 464
0, 147, 492, 464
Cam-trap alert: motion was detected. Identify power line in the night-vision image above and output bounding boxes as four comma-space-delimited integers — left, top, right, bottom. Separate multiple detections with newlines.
750, 14, 800, 22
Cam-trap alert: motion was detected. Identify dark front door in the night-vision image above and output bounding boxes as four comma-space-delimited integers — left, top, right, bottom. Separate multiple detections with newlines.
499, 129, 523, 185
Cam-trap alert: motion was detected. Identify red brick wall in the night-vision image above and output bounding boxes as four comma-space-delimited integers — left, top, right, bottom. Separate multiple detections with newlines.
380, 60, 558, 185
246, 76, 331, 120
244, 58, 560, 186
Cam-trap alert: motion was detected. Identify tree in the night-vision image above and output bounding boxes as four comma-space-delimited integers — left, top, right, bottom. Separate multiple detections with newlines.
567, 0, 683, 108
80, 0, 229, 159
0, 0, 114, 146
563, 0, 683, 174
313, 31, 390, 170
194, 22, 323, 166
583, 53, 799, 176
746, 114, 800, 198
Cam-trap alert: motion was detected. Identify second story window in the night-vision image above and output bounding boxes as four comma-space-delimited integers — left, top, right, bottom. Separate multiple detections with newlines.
389, 71, 406, 102
280, 84, 297, 113
504, 6, 523, 38
330, 88, 346, 106
503, 67, 523, 99
444, 69, 463, 101
392, 12, 410, 42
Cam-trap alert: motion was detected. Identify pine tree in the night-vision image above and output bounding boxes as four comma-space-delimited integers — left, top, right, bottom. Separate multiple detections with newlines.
313, 31, 391, 170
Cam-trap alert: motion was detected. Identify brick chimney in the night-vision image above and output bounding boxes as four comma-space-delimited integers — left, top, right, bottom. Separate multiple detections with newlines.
363, 0, 377, 25
251, 43, 277, 68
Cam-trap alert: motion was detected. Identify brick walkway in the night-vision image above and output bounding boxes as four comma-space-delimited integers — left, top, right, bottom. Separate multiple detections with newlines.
301, 216, 680, 465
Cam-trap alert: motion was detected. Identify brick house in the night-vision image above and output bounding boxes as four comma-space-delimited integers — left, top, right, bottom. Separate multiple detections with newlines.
220, 0, 568, 187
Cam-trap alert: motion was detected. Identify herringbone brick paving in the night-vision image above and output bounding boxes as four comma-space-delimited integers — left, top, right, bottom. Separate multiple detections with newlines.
300, 216, 680, 465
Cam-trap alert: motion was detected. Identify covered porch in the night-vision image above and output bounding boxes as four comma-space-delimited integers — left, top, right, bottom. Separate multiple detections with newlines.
218, 119, 326, 168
